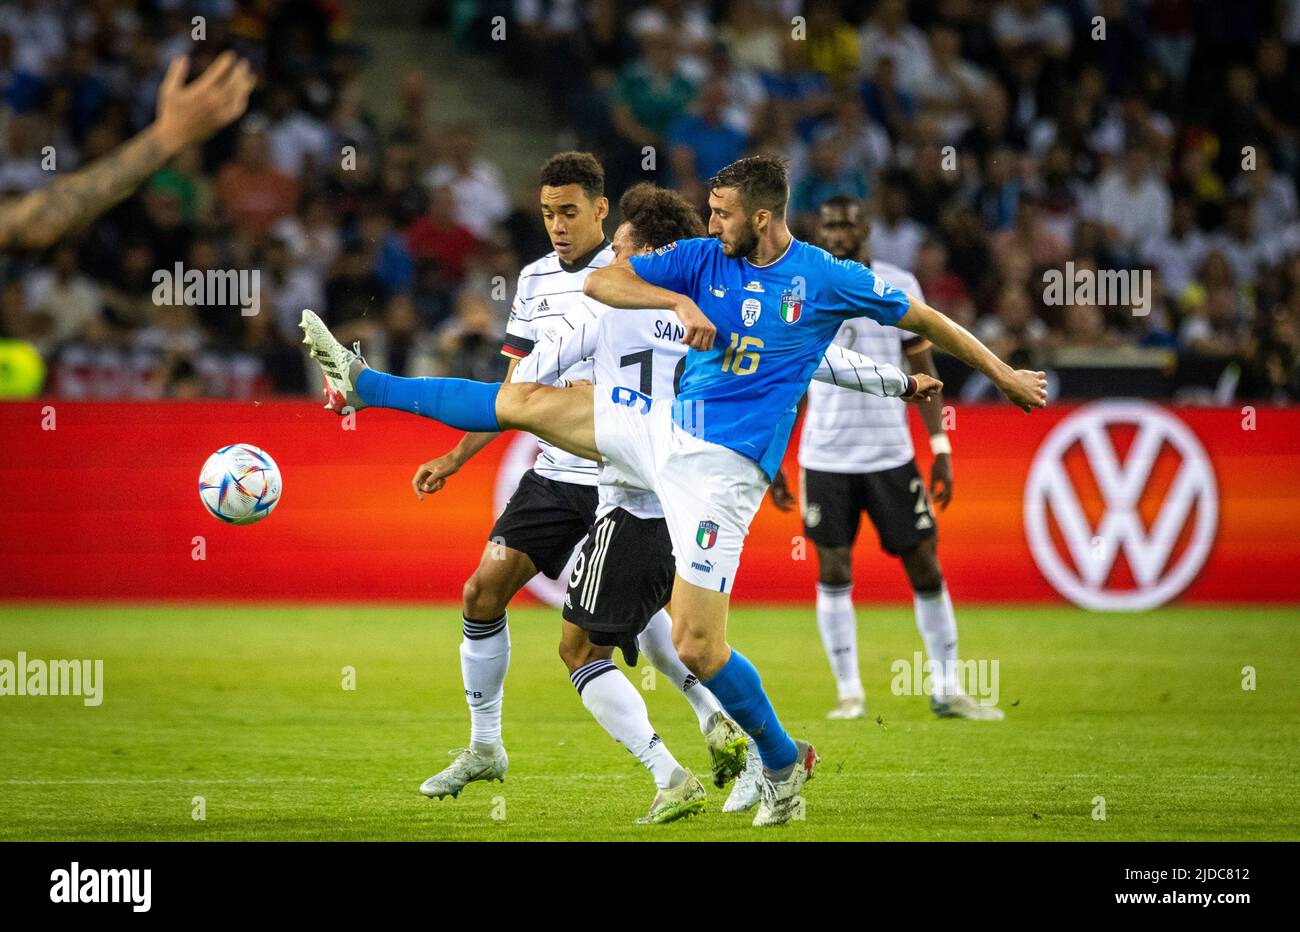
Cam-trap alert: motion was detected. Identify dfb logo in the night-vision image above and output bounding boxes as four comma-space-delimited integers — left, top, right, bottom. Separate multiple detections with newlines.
1023, 401, 1218, 611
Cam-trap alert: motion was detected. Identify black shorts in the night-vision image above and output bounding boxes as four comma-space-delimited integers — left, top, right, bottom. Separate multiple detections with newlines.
801, 461, 936, 556
490, 469, 598, 579
563, 507, 674, 664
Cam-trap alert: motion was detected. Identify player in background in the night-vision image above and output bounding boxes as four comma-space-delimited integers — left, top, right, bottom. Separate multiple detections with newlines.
795, 196, 1004, 721
513, 183, 932, 821
301, 155, 1045, 824
0, 52, 254, 250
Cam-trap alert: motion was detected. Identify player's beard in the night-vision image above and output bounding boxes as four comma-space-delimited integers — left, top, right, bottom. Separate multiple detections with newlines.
722, 219, 760, 260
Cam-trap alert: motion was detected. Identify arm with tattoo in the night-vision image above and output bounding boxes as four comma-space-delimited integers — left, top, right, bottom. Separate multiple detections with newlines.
0, 52, 254, 253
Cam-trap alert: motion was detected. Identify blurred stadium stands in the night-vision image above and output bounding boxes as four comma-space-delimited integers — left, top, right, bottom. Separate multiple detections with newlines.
0, 0, 1297, 403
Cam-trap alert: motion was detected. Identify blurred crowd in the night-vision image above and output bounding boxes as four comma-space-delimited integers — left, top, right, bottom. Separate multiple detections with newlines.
2, 0, 1299, 402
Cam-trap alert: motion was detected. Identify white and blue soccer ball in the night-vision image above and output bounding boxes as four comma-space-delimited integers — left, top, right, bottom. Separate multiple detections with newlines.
198, 444, 282, 525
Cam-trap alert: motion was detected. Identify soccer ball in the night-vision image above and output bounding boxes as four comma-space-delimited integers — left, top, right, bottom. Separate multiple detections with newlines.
198, 444, 283, 525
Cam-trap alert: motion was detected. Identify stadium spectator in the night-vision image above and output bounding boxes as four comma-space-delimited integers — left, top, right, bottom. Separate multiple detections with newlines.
990, 0, 1072, 62
859, 0, 931, 95
1141, 193, 1209, 298
916, 24, 990, 145
1093, 142, 1172, 260
717, 0, 782, 73
1210, 197, 1274, 290
435, 288, 508, 382
405, 186, 480, 284
216, 121, 299, 237
422, 121, 510, 242
868, 171, 926, 271
810, 92, 890, 194
789, 137, 866, 229
22, 243, 100, 352
705, 42, 767, 137
668, 76, 748, 201
627, 0, 715, 83
975, 284, 1049, 367
804, 0, 859, 89
611, 29, 698, 149
1232, 147, 1298, 241
991, 193, 1069, 267
761, 37, 832, 140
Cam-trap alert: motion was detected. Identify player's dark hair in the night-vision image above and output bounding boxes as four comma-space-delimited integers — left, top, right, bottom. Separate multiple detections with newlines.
619, 183, 705, 248
539, 151, 605, 201
709, 155, 789, 220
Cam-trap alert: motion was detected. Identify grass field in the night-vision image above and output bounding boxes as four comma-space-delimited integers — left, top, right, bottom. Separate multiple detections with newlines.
1, 603, 1297, 841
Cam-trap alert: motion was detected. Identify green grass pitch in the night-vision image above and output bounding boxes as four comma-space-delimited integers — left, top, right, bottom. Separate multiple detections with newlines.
1, 603, 1297, 841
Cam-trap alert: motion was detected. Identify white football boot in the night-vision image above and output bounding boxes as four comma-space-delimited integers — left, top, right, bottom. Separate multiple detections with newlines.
721, 741, 762, 812
827, 695, 866, 720
419, 746, 508, 799
931, 693, 1005, 720
703, 713, 748, 788
752, 739, 819, 827
635, 769, 707, 824
299, 308, 367, 414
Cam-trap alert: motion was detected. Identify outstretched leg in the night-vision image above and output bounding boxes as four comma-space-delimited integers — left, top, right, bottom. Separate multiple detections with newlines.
300, 309, 599, 458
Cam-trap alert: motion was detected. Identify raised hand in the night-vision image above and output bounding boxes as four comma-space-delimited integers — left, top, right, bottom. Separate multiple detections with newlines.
153, 52, 256, 156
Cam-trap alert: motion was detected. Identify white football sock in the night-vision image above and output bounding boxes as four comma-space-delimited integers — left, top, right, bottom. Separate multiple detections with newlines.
637, 608, 723, 733
914, 586, 960, 697
572, 659, 681, 789
816, 582, 863, 701
460, 614, 509, 753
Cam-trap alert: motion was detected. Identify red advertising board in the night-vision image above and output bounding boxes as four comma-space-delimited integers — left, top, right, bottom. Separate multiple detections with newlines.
1, 400, 1297, 606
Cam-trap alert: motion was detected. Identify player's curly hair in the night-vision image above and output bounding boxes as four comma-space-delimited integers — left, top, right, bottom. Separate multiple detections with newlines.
538, 151, 604, 201
709, 155, 789, 220
619, 183, 705, 248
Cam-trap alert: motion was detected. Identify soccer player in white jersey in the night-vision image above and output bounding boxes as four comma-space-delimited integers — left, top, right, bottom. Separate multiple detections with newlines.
404, 153, 612, 800
380, 157, 737, 811
794, 195, 1005, 721
515, 184, 930, 820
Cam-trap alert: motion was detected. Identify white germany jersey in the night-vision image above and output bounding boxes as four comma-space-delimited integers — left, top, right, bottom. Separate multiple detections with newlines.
501, 240, 615, 485
799, 260, 927, 475
515, 296, 913, 519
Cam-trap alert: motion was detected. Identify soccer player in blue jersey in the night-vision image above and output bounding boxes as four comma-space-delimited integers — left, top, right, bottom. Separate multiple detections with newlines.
301, 155, 1045, 825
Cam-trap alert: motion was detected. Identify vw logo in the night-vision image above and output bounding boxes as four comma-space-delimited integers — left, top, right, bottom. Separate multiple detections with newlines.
1024, 401, 1218, 611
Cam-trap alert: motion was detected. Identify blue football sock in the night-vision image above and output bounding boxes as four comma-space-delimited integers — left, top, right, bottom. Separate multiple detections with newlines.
355, 369, 501, 432
702, 649, 797, 771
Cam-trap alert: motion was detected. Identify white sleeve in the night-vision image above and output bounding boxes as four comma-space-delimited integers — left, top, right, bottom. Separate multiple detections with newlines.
812, 344, 911, 397
510, 304, 601, 385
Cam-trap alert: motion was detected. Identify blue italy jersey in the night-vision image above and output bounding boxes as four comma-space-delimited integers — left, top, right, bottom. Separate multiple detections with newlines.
628, 236, 912, 479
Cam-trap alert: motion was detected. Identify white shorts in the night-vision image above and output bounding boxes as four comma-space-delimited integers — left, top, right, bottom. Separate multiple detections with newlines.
593, 388, 769, 594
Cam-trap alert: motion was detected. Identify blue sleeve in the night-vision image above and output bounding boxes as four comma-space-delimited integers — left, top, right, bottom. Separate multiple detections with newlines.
824, 256, 911, 326
628, 237, 705, 298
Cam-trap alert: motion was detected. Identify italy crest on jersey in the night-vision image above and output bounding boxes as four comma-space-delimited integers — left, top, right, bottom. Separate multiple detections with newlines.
696, 519, 719, 550
779, 292, 802, 323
